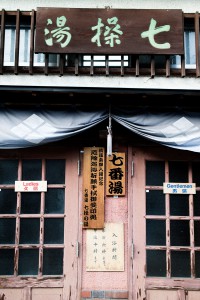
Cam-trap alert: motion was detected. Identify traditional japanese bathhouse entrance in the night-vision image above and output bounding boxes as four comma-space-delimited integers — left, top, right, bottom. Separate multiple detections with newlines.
0, 146, 80, 300
130, 146, 200, 300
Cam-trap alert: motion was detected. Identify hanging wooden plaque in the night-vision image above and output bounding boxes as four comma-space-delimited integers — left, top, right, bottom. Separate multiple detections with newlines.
106, 152, 125, 196
82, 147, 105, 229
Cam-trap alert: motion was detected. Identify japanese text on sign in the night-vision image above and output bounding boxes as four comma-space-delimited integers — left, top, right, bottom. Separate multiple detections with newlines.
106, 153, 125, 196
163, 182, 196, 194
35, 8, 184, 54
86, 222, 124, 271
15, 181, 47, 192
82, 147, 105, 229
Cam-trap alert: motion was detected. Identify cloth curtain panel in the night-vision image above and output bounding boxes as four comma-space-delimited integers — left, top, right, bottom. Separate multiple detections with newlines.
112, 106, 200, 153
0, 107, 108, 148
1, 106, 200, 153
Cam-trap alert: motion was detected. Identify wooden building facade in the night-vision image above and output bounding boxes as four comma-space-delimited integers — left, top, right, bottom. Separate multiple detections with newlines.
0, 1, 200, 300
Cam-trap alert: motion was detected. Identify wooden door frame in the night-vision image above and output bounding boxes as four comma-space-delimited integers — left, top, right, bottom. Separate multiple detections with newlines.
64, 147, 82, 300
0, 146, 81, 300
128, 146, 200, 300
128, 147, 146, 300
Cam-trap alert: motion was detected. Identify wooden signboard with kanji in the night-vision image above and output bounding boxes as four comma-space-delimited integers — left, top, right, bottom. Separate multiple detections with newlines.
82, 147, 105, 229
35, 8, 184, 55
106, 153, 125, 196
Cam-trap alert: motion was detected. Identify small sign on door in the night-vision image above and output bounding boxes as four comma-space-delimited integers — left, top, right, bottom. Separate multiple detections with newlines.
15, 181, 47, 192
163, 182, 196, 194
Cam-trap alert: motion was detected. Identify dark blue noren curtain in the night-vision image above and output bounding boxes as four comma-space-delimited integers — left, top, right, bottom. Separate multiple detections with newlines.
0, 107, 108, 148
1, 106, 200, 153
112, 106, 200, 153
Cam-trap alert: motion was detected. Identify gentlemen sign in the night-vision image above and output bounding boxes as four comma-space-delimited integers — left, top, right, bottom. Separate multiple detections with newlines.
82, 147, 105, 229
35, 8, 184, 54
163, 182, 196, 194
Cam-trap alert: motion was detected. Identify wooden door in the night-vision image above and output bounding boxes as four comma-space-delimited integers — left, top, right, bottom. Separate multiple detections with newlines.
0, 147, 81, 300
130, 147, 200, 300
